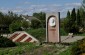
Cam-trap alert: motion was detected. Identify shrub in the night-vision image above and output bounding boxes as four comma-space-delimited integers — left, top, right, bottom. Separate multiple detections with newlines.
71, 38, 85, 55
0, 36, 16, 47
60, 28, 67, 36
71, 42, 81, 55
59, 38, 85, 55
26, 28, 68, 42
9, 20, 22, 33
31, 19, 43, 29
22, 20, 31, 30
26, 28, 46, 42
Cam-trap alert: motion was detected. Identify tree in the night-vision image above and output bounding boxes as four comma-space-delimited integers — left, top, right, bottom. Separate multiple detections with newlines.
82, 0, 85, 9
0, 12, 4, 25
64, 0, 85, 33
64, 11, 71, 32
0, 11, 23, 33
67, 11, 71, 19
31, 19, 42, 29
64, 8, 81, 33
9, 20, 22, 33
70, 8, 77, 33
79, 7, 85, 32
76, 9, 81, 27
75, 9, 82, 33
22, 20, 31, 30
71, 8, 76, 23
33, 12, 46, 28
64, 9, 77, 33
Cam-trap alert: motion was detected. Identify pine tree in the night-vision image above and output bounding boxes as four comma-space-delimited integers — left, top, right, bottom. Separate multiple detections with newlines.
70, 8, 77, 33
82, 0, 85, 9
76, 9, 81, 27
67, 11, 71, 19
64, 11, 71, 32
80, 0, 85, 32
75, 9, 81, 33
71, 8, 76, 23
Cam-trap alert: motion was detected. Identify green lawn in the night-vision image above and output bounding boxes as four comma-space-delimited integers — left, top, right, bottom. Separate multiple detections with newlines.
0, 43, 38, 55
0, 43, 67, 55
59, 48, 71, 55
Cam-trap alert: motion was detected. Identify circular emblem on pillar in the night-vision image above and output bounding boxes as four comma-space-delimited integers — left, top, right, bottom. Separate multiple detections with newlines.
49, 17, 56, 27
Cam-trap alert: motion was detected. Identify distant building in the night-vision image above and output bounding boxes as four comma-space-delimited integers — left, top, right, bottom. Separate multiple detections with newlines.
22, 15, 38, 23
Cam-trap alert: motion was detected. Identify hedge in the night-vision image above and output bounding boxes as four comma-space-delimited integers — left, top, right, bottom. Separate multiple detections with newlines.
0, 36, 16, 48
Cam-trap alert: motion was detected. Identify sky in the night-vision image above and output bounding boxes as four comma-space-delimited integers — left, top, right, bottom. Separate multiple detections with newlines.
0, 0, 82, 18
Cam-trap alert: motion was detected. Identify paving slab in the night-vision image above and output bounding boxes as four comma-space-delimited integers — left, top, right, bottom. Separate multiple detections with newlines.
61, 36, 85, 43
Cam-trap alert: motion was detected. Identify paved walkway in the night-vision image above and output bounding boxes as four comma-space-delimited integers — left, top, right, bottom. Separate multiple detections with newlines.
61, 36, 85, 43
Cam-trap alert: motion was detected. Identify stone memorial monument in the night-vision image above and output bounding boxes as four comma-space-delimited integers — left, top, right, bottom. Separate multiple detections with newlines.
46, 12, 60, 43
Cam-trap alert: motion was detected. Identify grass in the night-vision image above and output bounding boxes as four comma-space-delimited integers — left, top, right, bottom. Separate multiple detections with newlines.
0, 42, 67, 55
0, 43, 37, 55
74, 33, 85, 36
59, 47, 71, 55
1, 28, 85, 55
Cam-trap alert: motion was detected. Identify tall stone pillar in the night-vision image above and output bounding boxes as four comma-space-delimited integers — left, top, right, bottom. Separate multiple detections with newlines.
46, 12, 60, 43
